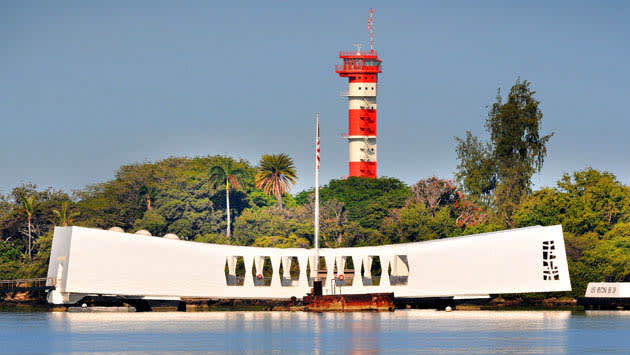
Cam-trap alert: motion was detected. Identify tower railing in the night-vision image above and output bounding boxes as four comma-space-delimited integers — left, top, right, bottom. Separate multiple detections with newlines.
335, 64, 382, 73
339, 50, 379, 57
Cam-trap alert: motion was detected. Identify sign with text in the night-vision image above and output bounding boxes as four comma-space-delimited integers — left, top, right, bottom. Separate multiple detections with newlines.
585, 283, 621, 298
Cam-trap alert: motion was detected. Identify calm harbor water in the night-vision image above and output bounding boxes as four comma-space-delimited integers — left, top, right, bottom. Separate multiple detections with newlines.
1, 310, 629, 354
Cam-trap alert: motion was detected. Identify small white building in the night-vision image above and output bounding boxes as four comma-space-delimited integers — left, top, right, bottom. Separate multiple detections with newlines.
46, 225, 571, 304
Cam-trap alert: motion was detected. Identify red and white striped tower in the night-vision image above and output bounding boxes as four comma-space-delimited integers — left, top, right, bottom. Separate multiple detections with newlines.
335, 10, 382, 178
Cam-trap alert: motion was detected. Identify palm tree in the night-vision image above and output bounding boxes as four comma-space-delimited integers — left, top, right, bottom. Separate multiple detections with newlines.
208, 160, 247, 238
52, 201, 80, 226
19, 195, 36, 259
255, 153, 297, 209
138, 185, 157, 210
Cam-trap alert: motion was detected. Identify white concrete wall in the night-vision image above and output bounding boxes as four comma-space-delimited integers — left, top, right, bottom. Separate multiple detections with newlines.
46, 227, 73, 304
47, 225, 571, 304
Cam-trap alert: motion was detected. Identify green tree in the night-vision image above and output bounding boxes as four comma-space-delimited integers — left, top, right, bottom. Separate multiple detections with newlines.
20, 229, 54, 278
381, 203, 459, 243
455, 132, 496, 206
232, 206, 312, 246
133, 210, 167, 236
255, 153, 297, 209
513, 188, 566, 228
248, 190, 278, 208
515, 168, 630, 235
1, 184, 69, 273
0, 241, 22, 279
307, 177, 411, 231
0, 194, 10, 223
138, 185, 158, 211
208, 160, 247, 238
556, 169, 630, 234
252, 234, 310, 248
52, 201, 80, 226
19, 195, 36, 259
575, 233, 630, 292
456, 79, 553, 227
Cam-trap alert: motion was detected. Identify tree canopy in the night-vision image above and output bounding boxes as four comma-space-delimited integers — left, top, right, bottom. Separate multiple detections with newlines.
255, 153, 297, 209
456, 79, 553, 227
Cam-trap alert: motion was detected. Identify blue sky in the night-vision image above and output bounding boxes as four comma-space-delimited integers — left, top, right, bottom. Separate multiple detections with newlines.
1, 1, 629, 195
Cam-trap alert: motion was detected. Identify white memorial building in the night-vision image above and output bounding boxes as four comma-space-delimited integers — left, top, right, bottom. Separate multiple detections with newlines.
46, 225, 571, 305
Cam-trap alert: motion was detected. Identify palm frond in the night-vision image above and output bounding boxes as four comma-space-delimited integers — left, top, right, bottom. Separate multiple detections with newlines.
208, 165, 227, 188
255, 153, 298, 205
209, 161, 248, 191
19, 195, 36, 217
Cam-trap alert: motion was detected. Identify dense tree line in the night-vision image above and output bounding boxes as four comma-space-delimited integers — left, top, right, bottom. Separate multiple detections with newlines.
1, 79, 629, 297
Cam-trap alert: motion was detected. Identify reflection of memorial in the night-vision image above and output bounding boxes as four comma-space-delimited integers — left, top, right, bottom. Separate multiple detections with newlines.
348, 312, 380, 354
22, 310, 592, 353
46, 225, 571, 305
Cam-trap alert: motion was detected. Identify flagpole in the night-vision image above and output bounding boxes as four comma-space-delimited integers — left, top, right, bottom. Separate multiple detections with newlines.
314, 112, 320, 278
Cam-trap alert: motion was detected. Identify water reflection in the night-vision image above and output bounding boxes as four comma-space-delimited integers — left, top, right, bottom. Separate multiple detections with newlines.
0, 310, 625, 353
585, 310, 630, 317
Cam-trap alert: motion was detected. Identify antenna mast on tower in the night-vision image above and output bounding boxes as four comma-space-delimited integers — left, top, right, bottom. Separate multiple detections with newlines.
368, 9, 375, 53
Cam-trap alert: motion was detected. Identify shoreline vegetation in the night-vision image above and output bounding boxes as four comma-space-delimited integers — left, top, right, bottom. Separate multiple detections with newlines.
2, 79, 630, 309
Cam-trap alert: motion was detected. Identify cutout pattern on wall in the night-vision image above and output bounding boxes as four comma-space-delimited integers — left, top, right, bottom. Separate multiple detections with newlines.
542, 241, 560, 281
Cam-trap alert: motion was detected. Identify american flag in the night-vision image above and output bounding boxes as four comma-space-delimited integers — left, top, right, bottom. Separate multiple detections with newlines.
316, 113, 320, 170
